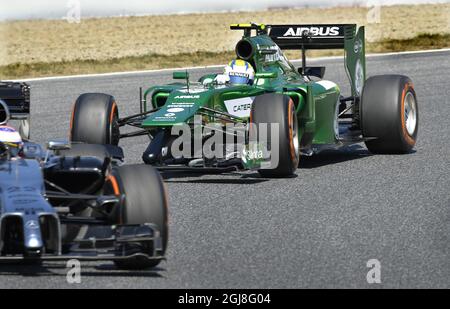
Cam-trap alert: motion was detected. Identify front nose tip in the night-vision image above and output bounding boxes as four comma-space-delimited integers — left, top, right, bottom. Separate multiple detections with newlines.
27, 236, 42, 249
24, 219, 44, 251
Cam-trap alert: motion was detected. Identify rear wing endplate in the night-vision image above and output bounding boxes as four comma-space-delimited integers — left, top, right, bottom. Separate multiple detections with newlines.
0, 82, 30, 119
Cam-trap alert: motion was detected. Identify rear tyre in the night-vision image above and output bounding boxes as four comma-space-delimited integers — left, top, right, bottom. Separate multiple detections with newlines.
250, 93, 300, 178
103, 165, 168, 270
70, 93, 120, 145
361, 75, 418, 153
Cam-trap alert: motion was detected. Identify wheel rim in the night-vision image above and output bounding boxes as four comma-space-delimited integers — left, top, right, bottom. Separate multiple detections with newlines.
290, 106, 300, 161
111, 113, 120, 145
404, 92, 417, 136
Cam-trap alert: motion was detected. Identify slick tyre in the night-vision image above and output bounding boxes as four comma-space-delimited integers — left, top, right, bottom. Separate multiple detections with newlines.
250, 93, 300, 178
103, 165, 168, 270
70, 93, 120, 145
361, 75, 418, 153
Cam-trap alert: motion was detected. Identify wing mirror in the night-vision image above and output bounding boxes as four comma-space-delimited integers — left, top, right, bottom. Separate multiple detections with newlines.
0, 100, 11, 125
47, 139, 71, 151
173, 71, 190, 80
299, 66, 326, 79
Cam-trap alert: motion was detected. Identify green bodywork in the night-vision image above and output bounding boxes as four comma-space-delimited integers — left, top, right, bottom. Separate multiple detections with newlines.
140, 24, 366, 149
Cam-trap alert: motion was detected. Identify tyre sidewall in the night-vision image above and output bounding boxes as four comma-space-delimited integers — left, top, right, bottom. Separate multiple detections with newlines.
104, 165, 168, 253
250, 93, 299, 177
71, 93, 119, 145
361, 75, 418, 153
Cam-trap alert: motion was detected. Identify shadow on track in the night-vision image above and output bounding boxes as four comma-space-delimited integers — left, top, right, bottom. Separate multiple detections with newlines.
163, 173, 271, 185
161, 145, 373, 183
161, 170, 271, 184
0, 263, 165, 278
299, 145, 373, 169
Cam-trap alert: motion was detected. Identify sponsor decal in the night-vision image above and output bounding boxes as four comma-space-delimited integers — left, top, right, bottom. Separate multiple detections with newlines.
265, 52, 282, 63
354, 39, 363, 53
178, 88, 205, 94
264, 46, 284, 63
316, 80, 337, 91
259, 45, 290, 66
25, 220, 39, 229
152, 111, 179, 121
354, 59, 364, 96
168, 102, 195, 108
229, 72, 249, 78
167, 108, 184, 113
224, 97, 255, 118
242, 149, 264, 161
283, 26, 341, 37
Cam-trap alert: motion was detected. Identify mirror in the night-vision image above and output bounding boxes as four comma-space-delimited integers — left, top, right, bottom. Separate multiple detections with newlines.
47, 139, 71, 151
0, 99, 10, 125
173, 71, 189, 80
299, 66, 326, 79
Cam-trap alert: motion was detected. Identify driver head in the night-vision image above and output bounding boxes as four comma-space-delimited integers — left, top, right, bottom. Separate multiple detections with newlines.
224, 59, 255, 85
0, 126, 23, 157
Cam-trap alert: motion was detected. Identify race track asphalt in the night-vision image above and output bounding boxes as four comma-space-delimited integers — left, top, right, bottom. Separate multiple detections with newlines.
0, 50, 448, 288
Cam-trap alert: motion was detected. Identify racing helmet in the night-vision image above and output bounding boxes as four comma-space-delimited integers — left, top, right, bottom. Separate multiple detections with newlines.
224, 59, 255, 85
0, 126, 23, 157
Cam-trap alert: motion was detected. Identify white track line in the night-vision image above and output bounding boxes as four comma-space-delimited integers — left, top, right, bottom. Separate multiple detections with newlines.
12, 48, 450, 82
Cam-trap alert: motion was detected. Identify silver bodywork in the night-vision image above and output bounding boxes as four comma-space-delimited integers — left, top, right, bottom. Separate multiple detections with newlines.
0, 158, 61, 255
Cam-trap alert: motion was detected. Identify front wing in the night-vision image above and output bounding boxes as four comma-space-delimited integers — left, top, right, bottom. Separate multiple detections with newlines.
0, 224, 165, 263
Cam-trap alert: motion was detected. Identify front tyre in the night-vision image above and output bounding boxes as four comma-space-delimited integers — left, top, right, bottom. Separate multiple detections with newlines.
361, 75, 418, 153
70, 93, 120, 145
103, 165, 168, 270
250, 93, 300, 178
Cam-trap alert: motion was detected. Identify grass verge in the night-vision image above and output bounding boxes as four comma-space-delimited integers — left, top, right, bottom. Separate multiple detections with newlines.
1, 33, 449, 80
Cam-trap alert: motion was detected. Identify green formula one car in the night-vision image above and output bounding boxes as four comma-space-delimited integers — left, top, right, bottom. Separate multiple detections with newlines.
70, 23, 418, 177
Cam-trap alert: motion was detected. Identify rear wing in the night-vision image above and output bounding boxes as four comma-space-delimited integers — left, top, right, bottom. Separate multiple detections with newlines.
0, 81, 31, 139
0, 82, 30, 119
267, 24, 366, 97
267, 24, 356, 50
